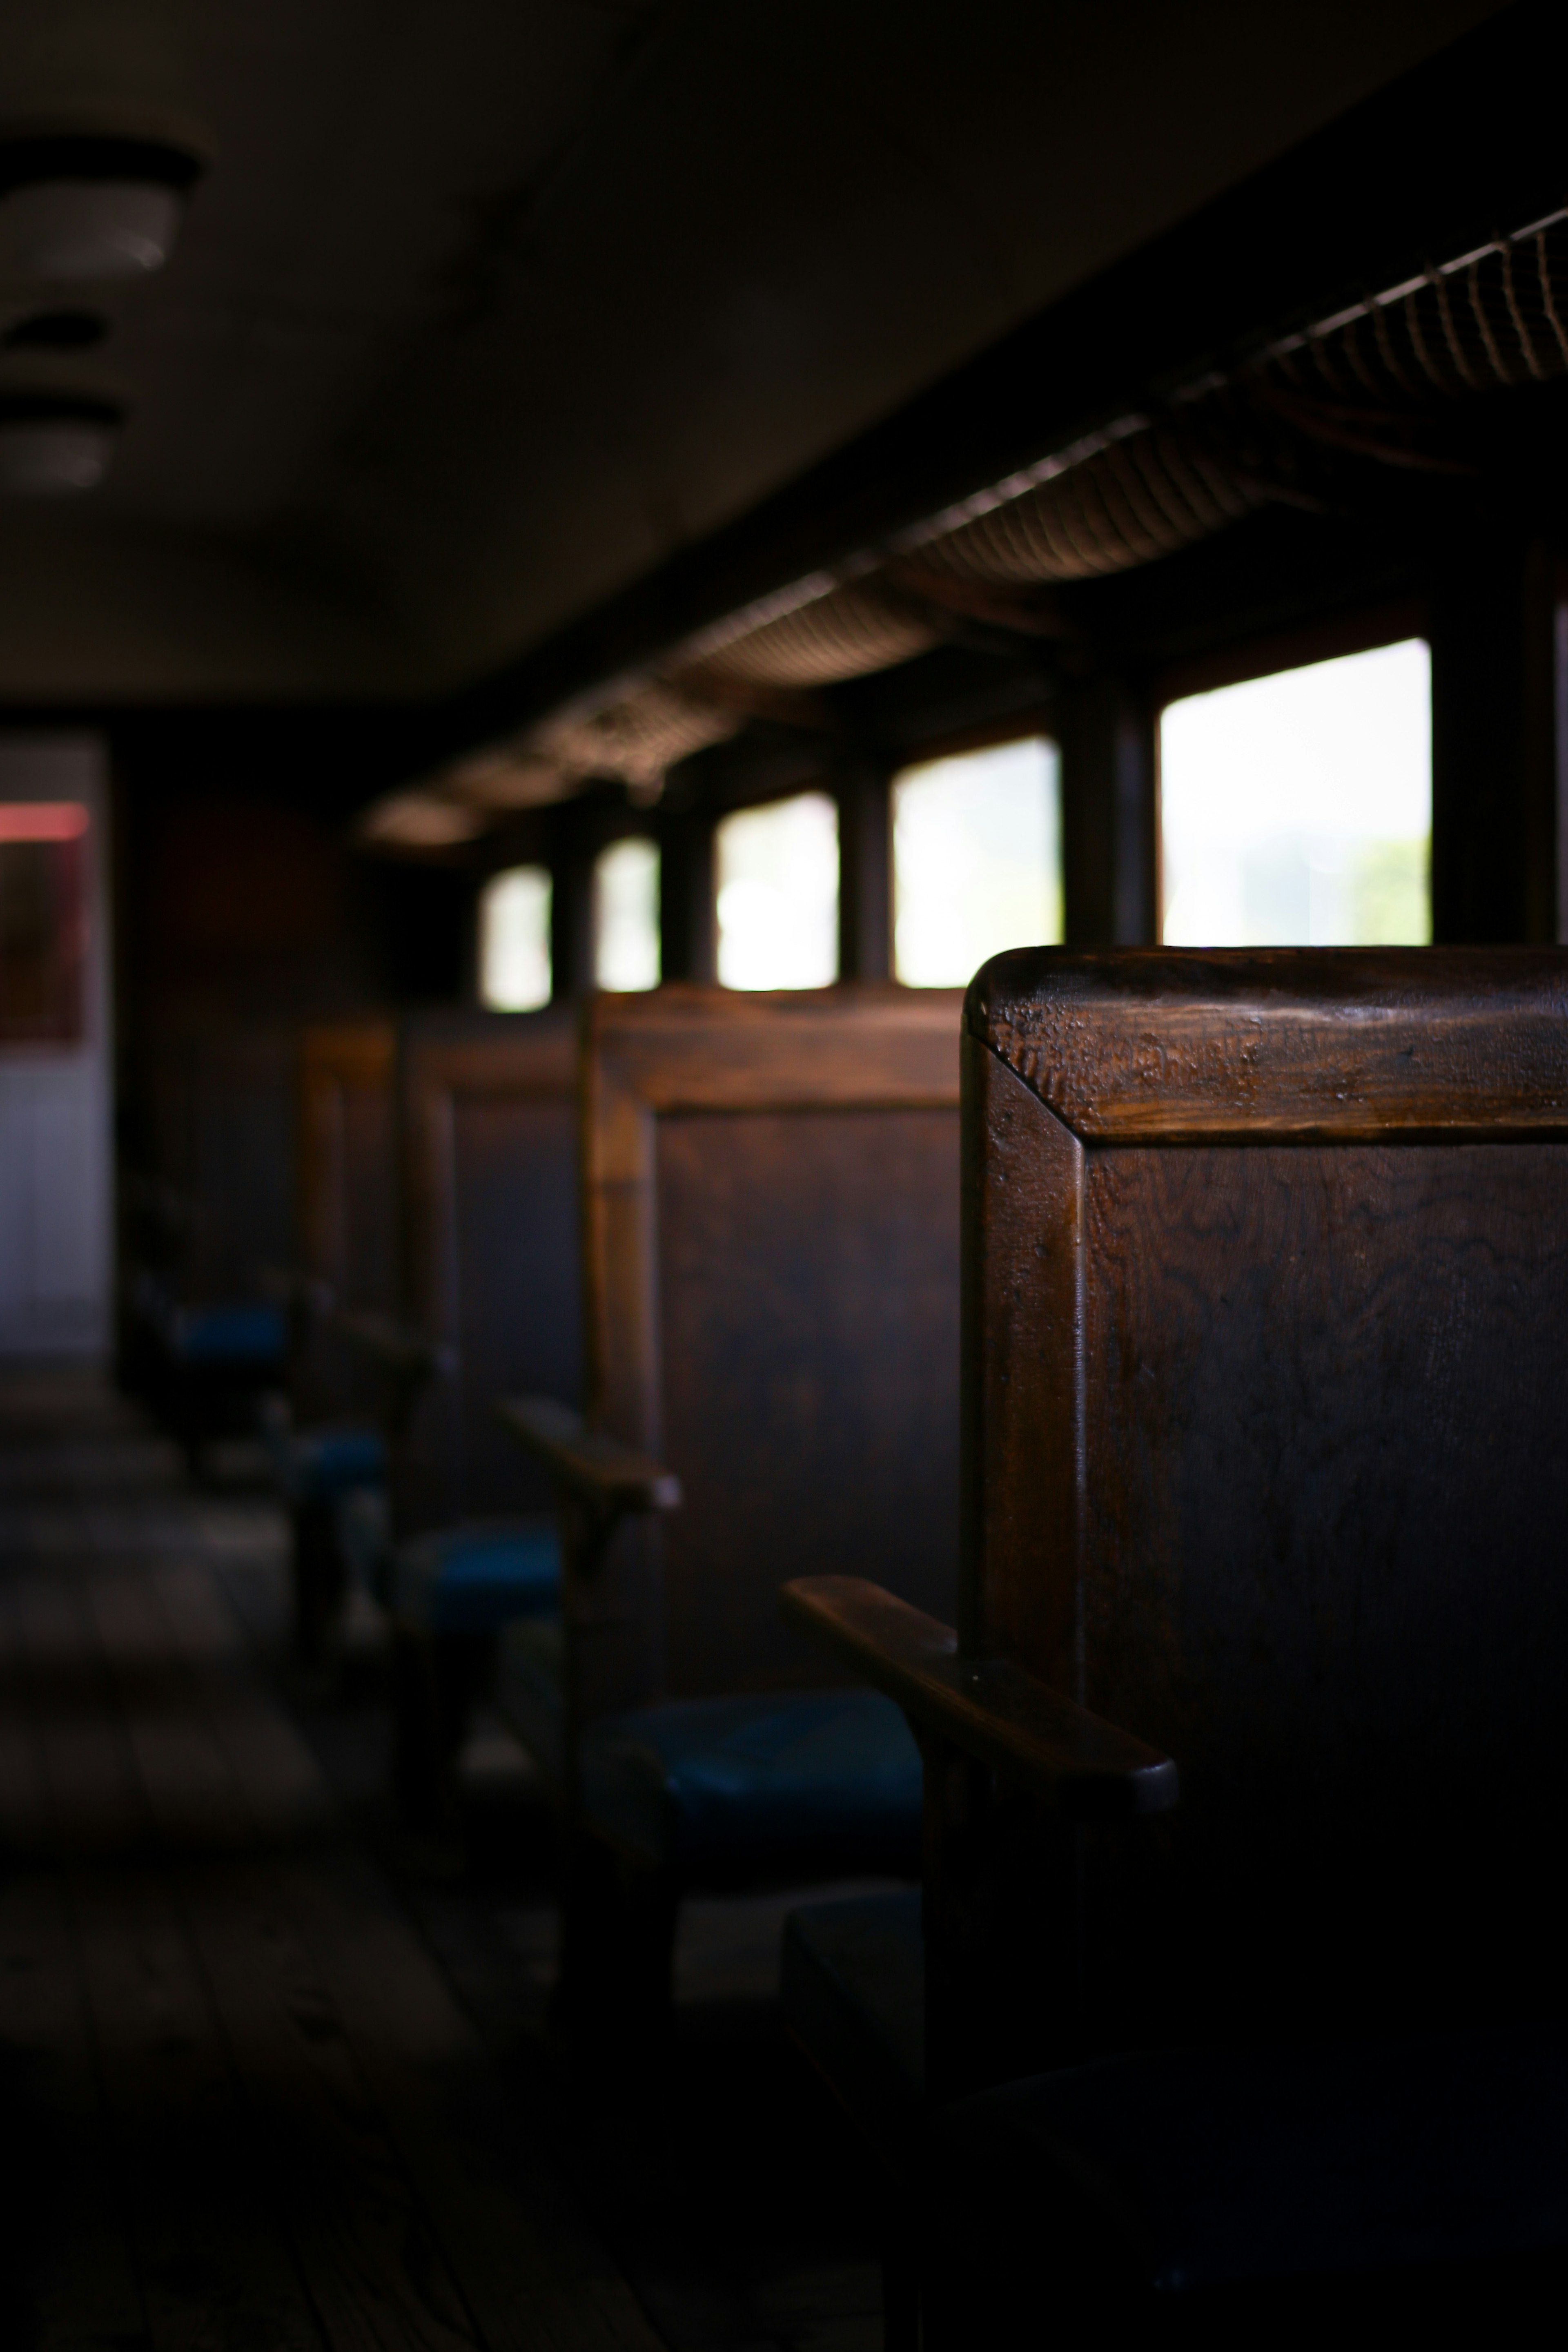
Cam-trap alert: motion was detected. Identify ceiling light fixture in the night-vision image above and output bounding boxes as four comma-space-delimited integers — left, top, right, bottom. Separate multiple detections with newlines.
0, 391, 124, 495
0, 136, 201, 284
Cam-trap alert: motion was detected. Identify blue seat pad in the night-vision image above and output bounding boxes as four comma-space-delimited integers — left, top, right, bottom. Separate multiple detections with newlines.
266, 1422, 385, 1504
167, 1303, 287, 1363
384, 1517, 561, 1635
930, 2028, 1568, 2298
580, 1688, 922, 1876
783, 1889, 924, 2170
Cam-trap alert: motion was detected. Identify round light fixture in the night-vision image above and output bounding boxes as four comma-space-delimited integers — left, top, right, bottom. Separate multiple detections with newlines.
0, 136, 200, 284
0, 392, 124, 495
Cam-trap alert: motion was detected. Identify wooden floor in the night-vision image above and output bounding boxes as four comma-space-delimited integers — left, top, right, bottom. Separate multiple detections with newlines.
0, 1373, 883, 2352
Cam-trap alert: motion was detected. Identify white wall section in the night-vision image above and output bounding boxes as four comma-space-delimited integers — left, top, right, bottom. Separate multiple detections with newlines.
0, 734, 113, 1361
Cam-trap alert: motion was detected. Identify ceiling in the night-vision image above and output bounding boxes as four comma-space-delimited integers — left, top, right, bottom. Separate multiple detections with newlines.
0, 0, 1507, 704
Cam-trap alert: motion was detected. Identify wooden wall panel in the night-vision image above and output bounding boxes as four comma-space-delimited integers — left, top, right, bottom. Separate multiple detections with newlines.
298, 1020, 396, 1421
399, 1008, 581, 1525
299, 1022, 397, 1309
580, 983, 964, 1708
656, 1104, 959, 1694
960, 946, 1568, 2069
140, 1022, 296, 1300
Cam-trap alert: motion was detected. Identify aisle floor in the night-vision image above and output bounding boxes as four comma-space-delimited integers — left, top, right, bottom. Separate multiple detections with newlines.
0, 1374, 882, 2352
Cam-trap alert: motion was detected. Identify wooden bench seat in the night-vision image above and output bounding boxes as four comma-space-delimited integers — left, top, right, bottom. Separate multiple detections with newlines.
497, 981, 963, 2046
121, 1016, 298, 1476
784, 948, 1568, 2341
265, 1019, 397, 1657
575, 1687, 922, 1880
376, 1005, 582, 1836
122, 1217, 289, 1476
294, 1019, 399, 1419
381, 1515, 560, 1635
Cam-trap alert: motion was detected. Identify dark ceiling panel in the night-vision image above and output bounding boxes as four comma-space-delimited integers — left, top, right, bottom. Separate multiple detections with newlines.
0, 0, 1502, 704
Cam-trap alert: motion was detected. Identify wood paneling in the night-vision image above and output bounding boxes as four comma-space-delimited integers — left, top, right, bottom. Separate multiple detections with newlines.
399, 1009, 581, 1525
957, 945, 1568, 2086
300, 1022, 397, 1310
141, 1022, 296, 1299
657, 1105, 958, 1693
579, 983, 963, 1711
298, 1020, 397, 1421
974, 946, 1568, 1141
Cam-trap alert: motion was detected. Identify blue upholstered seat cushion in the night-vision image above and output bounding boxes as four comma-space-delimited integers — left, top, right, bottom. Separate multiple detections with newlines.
166, 1303, 286, 1362
579, 1689, 922, 1876
928, 2030, 1568, 2309
381, 1516, 561, 1636
783, 1889, 924, 2169
264, 1421, 385, 1505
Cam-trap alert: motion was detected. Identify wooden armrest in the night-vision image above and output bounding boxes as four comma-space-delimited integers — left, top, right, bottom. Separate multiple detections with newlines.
496, 1396, 682, 1514
256, 1263, 334, 1318
781, 1576, 1178, 1821
333, 1309, 457, 1382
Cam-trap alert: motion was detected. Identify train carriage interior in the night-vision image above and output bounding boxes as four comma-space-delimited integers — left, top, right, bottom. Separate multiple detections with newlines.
4, 2, 1568, 2344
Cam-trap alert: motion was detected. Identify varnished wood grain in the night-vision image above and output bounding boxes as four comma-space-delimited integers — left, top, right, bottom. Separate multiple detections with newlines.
781, 1576, 1175, 1816
336, 1310, 457, 1383
497, 1396, 681, 1513
950, 946, 1568, 2092
577, 985, 964, 1717
299, 1021, 397, 1305
973, 947, 1568, 1141
960, 1032, 1083, 1676
298, 1019, 398, 1419
399, 1008, 582, 1523
657, 1103, 961, 1695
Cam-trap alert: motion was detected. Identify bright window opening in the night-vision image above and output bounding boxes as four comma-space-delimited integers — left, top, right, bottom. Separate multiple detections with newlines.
593, 837, 660, 992
893, 738, 1062, 986
715, 791, 839, 990
479, 865, 552, 1010
1160, 639, 1431, 946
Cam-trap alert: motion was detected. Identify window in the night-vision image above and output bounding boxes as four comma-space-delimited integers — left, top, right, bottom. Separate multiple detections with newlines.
892, 737, 1062, 986
0, 800, 88, 1043
593, 837, 660, 992
715, 791, 839, 990
1160, 640, 1431, 946
479, 865, 551, 1010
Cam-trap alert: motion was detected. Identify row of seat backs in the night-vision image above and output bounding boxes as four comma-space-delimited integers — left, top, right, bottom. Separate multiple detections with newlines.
578, 984, 961, 1715
129, 1019, 297, 1300
297, 985, 964, 1703
943, 947, 1568, 2098
294, 1018, 401, 1433
294, 1009, 580, 1519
